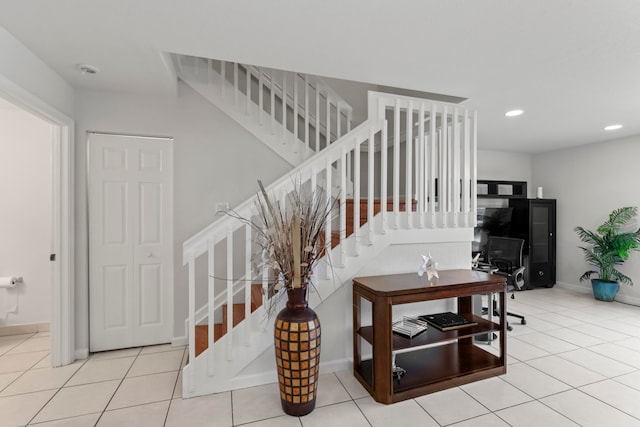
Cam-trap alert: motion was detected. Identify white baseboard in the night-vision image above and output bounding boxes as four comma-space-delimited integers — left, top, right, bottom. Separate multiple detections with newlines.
556, 281, 640, 306
0, 322, 50, 336
555, 281, 591, 294
75, 348, 89, 360
219, 358, 351, 392
172, 336, 188, 347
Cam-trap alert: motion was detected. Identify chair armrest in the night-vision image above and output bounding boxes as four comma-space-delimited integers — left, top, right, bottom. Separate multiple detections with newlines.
512, 266, 526, 291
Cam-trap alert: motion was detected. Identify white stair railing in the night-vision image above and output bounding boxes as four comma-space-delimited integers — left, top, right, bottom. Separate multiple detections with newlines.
181, 91, 477, 397
175, 55, 353, 163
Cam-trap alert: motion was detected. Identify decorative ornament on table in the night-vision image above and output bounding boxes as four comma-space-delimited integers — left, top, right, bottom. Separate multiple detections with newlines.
471, 253, 481, 269
418, 253, 439, 280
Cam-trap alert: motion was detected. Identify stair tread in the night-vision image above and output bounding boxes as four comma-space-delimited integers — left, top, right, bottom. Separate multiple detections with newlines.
194, 283, 263, 357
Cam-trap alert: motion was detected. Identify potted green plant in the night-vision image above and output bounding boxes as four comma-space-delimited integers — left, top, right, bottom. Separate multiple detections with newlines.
574, 206, 640, 301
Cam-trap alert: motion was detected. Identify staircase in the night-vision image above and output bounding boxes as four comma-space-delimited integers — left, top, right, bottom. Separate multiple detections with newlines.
181, 85, 478, 397
175, 55, 354, 167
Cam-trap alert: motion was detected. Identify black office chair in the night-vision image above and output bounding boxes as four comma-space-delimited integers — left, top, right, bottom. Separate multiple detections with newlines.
483, 236, 527, 331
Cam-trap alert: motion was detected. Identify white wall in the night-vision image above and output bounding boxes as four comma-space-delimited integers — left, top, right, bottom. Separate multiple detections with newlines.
0, 106, 52, 325
74, 82, 291, 352
533, 135, 640, 303
477, 150, 533, 197
0, 26, 74, 118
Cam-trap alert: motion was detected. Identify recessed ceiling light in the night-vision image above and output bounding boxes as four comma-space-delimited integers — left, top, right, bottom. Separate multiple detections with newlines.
604, 124, 622, 131
505, 109, 524, 117
76, 64, 100, 75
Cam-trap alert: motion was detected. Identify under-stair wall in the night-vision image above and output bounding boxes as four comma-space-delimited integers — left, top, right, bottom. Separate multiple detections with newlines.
181, 90, 477, 397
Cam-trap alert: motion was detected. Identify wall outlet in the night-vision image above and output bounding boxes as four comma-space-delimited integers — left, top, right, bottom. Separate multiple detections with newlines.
215, 202, 229, 215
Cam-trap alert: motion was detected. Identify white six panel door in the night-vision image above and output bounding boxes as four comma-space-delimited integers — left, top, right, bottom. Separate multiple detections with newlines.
88, 133, 173, 352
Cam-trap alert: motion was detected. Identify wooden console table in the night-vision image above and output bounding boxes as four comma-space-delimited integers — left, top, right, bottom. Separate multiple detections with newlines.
352, 269, 507, 404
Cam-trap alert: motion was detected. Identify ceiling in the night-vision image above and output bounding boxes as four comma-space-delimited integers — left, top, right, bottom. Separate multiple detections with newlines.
1, 0, 639, 153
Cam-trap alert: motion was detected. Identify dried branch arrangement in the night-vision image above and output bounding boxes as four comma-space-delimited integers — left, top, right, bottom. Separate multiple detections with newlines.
228, 179, 337, 312
254, 180, 336, 291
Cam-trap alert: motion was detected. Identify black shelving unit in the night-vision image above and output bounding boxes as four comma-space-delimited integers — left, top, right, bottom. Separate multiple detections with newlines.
477, 180, 527, 199
509, 198, 556, 288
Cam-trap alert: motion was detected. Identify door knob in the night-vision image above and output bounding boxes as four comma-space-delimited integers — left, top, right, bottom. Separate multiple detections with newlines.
146, 252, 153, 258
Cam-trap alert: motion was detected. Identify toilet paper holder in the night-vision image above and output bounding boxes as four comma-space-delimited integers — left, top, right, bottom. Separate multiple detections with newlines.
0, 277, 23, 288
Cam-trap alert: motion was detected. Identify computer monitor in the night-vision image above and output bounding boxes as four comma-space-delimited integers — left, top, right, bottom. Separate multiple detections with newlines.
472, 207, 513, 261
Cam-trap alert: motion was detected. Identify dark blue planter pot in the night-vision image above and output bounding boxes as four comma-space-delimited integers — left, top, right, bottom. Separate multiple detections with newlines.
591, 279, 620, 301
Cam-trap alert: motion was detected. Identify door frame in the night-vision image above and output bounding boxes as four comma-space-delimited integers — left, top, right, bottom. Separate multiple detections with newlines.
0, 75, 75, 367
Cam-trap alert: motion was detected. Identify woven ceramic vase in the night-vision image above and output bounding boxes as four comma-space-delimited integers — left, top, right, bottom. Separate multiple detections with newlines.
274, 287, 321, 416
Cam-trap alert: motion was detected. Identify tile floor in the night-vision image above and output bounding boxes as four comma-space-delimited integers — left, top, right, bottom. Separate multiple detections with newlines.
3, 287, 640, 426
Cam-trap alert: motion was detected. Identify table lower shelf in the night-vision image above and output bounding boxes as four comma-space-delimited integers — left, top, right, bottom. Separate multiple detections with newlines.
355, 341, 505, 402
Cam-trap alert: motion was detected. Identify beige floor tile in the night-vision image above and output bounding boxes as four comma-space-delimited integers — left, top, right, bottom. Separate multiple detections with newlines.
33, 354, 52, 369
126, 349, 183, 377
541, 389, 640, 427
507, 337, 551, 361
232, 382, 285, 425
496, 401, 579, 426
97, 400, 170, 427
299, 401, 369, 427
461, 377, 532, 412
545, 327, 605, 347
614, 370, 640, 392
597, 320, 640, 337
536, 312, 584, 328
449, 413, 510, 427
165, 393, 231, 427
107, 371, 177, 410
5, 336, 50, 354
500, 362, 571, 399
89, 347, 141, 361
0, 389, 56, 427
356, 395, 438, 427
32, 380, 120, 423
570, 323, 631, 341
140, 343, 185, 355
559, 348, 636, 377
415, 386, 489, 425
0, 339, 22, 356
580, 380, 640, 420
180, 349, 188, 368
29, 413, 101, 426
527, 355, 606, 387
514, 332, 578, 354
239, 414, 302, 426
314, 373, 351, 407
614, 337, 640, 352
67, 356, 135, 386
334, 370, 369, 399
0, 361, 82, 396
0, 371, 22, 393
172, 370, 183, 399
588, 342, 640, 369
516, 315, 563, 332
0, 350, 49, 374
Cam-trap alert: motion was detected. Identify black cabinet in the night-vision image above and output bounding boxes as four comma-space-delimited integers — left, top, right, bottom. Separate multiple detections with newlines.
509, 199, 556, 288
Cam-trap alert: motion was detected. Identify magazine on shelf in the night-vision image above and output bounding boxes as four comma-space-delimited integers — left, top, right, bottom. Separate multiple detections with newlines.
391, 316, 428, 338
418, 312, 477, 331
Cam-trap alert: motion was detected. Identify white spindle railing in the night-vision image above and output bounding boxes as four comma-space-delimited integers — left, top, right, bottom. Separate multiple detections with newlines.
177, 55, 353, 162
182, 90, 477, 395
